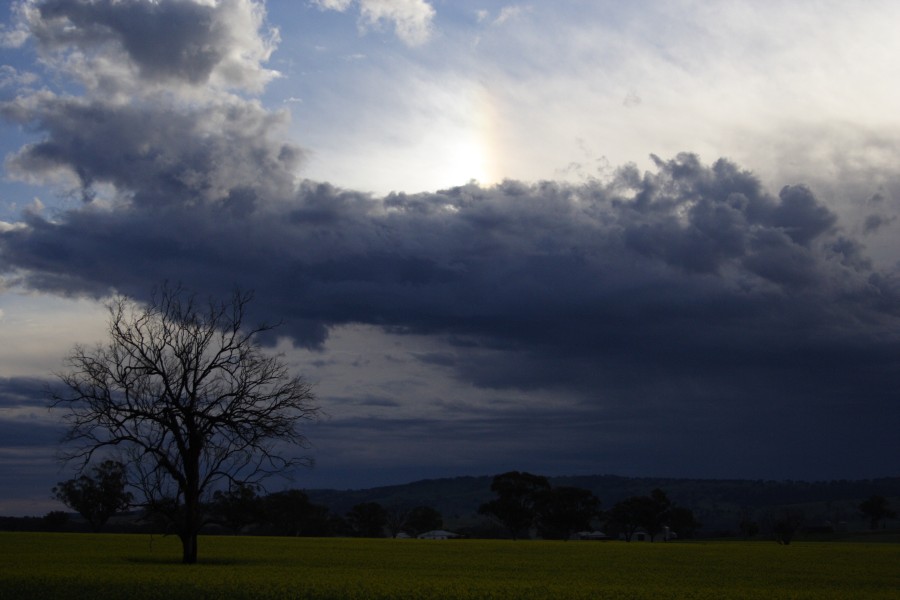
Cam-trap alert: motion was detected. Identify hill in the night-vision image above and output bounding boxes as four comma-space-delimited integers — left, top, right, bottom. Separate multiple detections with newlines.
305, 474, 900, 535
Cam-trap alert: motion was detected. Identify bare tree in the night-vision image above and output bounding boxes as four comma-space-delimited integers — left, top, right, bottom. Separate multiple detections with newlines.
52, 285, 319, 563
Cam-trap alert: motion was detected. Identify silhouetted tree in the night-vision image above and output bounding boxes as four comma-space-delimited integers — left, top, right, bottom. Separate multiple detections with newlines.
642, 489, 673, 542
52, 286, 320, 563
210, 483, 262, 534
535, 486, 600, 540
770, 509, 804, 545
385, 505, 411, 538
607, 489, 695, 541
859, 495, 896, 530
42, 511, 69, 532
608, 495, 655, 541
405, 505, 443, 537
347, 502, 388, 537
53, 459, 132, 532
739, 507, 759, 539
478, 471, 551, 539
666, 506, 700, 539
263, 489, 329, 536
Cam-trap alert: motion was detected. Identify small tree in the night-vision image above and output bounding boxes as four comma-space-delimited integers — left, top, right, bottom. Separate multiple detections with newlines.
405, 505, 443, 537
666, 506, 700, 539
859, 495, 896, 530
52, 286, 319, 563
770, 509, 804, 545
347, 502, 387, 538
535, 486, 600, 540
607, 496, 654, 542
635, 489, 673, 542
210, 483, 262, 534
42, 511, 70, 532
53, 459, 132, 532
739, 507, 759, 539
478, 471, 551, 540
263, 489, 328, 536
385, 505, 411, 538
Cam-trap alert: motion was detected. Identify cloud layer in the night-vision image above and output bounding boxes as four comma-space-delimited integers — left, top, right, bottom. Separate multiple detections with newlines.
1, 1, 899, 493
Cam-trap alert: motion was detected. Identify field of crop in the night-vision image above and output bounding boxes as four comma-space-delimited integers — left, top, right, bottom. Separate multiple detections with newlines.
1, 532, 898, 599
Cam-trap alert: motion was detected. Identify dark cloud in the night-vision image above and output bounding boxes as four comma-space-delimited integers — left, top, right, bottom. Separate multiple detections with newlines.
0, 376, 63, 448
1, 94, 302, 206
863, 213, 894, 235
35, 0, 221, 83
0, 376, 51, 409
1, 0, 899, 486
3, 155, 900, 415
25, 0, 277, 91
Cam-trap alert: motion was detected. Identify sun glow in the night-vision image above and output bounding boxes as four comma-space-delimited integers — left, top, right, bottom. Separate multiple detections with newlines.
429, 82, 499, 189
443, 133, 492, 187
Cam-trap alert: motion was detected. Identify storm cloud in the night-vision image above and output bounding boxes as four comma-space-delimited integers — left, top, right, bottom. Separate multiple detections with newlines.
2, 153, 899, 404
1, 0, 899, 494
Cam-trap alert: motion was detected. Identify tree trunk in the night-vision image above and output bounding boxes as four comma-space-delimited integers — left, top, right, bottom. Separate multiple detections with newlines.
181, 442, 201, 564
180, 532, 198, 564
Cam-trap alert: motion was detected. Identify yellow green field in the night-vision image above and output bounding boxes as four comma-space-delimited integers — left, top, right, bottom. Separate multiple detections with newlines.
1, 532, 897, 599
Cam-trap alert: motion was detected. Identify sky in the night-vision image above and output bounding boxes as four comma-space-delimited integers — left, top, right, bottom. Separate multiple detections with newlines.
1, 0, 899, 516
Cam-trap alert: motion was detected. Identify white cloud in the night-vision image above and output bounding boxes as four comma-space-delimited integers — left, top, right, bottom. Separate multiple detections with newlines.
0, 0, 32, 48
313, 0, 436, 46
311, 0, 354, 10
0, 66, 37, 89
494, 5, 526, 25
358, 0, 435, 46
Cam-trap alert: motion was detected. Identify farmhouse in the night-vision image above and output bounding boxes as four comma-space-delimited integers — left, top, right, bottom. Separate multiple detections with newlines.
576, 531, 609, 540
417, 530, 461, 540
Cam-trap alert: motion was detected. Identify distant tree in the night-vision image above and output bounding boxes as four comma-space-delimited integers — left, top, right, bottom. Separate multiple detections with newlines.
347, 502, 388, 537
642, 489, 673, 542
739, 507, 759, 539
51, 286, 320, 563
770, 509, 804, 545
210, 484, 262, 534
478, 471, 551, 540
535, 486, 601, 540
42, 511, 70, 532
607, 489, 695, 541
666, 506, 700, 539
607, 495, 655, 542
740, 518, 760, 539
859, 495, 896, 530
326, 513, 353, 537
263, 489, 329, 536
53, 459, 132, 532
385, 505, 411, 538
405, 505, 443, 537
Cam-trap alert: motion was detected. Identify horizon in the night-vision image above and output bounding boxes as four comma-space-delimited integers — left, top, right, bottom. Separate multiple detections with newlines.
2, 1, 899, 517
6, 469, 900, 519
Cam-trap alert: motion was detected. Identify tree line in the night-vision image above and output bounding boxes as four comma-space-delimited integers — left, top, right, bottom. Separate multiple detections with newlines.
50, 465, 444, 538
49, 466, 700, 541
24, 465, 900, 544
477, 471, 700, 541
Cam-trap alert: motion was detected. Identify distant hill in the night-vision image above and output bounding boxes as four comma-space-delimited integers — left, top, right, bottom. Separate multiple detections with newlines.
305, 474, 900, 535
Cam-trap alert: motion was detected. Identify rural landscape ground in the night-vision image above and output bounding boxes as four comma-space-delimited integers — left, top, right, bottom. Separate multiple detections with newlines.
3, 472, 898, 599
2, 533, 899, 600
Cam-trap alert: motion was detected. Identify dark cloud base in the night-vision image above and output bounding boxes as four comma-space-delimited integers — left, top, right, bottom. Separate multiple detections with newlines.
2, 154, 900, 480
1, 0, 898, 488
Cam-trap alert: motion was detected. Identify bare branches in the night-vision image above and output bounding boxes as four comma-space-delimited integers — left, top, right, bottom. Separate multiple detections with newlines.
52, 284, 319, 563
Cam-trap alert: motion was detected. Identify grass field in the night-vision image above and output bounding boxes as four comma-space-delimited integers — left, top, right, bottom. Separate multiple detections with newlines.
1, 532, 898, 599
